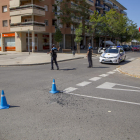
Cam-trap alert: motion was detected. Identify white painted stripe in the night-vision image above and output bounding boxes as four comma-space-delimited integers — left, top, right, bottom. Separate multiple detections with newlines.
76, 81, 91, 87
99, 74, 109, 77
63, 87, 77, 93
113, 69, 117, 72
65, 93, 140, 106
89, 77, 102, 81
96, 82, 140, 92
128, 58, 135, 61
1, 95, 4, 97
107, 71, 115, 74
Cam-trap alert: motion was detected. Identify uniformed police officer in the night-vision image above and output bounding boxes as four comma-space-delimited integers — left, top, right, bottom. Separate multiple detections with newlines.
48, 44, 60, 70
86, 43, 93, 68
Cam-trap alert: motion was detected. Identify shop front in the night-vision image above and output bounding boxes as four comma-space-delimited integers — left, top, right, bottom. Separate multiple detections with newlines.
3, 33, 15, 51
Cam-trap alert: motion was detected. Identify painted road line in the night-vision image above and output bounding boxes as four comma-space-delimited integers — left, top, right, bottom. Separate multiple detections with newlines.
107, 71, 116, 74
63, 87, 77, 93
99, 74, 109, 77
89, 77, 102, 81
113, 69, 117, 72
65, 93, 140, 106
96, 82, 140, 92
76, 81, 91, 87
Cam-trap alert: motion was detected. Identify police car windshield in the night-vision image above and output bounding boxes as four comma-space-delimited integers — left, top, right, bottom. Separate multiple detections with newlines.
105, 49, 118, 53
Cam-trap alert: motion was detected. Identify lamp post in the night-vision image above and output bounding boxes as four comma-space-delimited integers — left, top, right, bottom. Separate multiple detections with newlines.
28, 29, 30, 55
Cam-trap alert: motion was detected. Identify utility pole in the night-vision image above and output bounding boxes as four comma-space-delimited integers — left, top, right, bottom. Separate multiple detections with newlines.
28, 29, 30, 55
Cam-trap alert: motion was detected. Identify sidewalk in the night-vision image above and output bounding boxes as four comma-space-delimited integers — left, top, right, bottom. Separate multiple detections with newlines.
117, 58, 140, 78
0, 52, 87, 66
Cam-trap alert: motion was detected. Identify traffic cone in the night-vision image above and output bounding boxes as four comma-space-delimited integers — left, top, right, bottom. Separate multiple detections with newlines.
49, 79, 59, 94
0, 90, 10, 109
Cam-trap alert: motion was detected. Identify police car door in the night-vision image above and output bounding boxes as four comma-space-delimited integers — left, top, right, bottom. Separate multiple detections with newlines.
120, 49, 124, 61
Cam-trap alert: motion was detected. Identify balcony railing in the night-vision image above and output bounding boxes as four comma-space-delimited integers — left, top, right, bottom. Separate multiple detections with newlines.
10, 4, 45, 16
121, 10, 127, 15
113, 6, 119, 10
86, 0, 94, 6
95, 3, 104, 9
10, 4, 45, 11
103, 7, 109, 11
10, 21, 45, 27
103, 0, 113, 7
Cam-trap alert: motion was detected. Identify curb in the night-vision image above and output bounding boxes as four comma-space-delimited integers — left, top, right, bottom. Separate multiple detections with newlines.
0, 57, 84, 67
117, 67, 140, 79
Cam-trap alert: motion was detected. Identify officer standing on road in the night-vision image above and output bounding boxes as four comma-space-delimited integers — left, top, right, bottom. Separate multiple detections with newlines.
48, 44, 60, 70
86, 43, 93, 68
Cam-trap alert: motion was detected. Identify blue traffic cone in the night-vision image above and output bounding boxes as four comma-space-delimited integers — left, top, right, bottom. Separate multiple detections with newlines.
49, 79, 59, 94
0, 90, 10, 109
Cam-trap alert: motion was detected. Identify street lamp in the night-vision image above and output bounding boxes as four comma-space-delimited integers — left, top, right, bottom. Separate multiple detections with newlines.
28, 29, 30, 55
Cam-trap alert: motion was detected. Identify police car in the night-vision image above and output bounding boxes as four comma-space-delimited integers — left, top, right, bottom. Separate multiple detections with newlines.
99, 46, 126, 64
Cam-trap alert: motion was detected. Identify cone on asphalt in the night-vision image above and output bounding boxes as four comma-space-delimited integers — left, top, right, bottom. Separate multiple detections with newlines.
49, 79, 59, 94
0, 90, 10, 109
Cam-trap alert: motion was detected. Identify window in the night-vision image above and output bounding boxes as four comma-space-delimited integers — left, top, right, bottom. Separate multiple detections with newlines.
25, 19, 32, 22
3, 20, 8, 27
52, 19, 57, 26
44, 20, 48, 26
44, 5, 48, 11
2, 6, 7, 13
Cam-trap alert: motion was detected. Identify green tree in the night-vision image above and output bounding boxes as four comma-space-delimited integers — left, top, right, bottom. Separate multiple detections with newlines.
54, 0, 92, 48
74, 23, 83, 53
54, 26, 63, 48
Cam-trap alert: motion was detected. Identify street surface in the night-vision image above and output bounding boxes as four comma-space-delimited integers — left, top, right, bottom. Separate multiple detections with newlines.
0, 51, 140, 140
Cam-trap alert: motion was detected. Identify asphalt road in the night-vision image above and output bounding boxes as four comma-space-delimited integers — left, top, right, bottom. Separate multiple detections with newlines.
0, 51, 140, 140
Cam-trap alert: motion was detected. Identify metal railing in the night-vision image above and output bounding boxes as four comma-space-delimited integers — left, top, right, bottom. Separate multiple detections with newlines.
103, 0, 113, 6
10, 21, 45, 27
10, 4, 45, 11
95, 3, 104, 8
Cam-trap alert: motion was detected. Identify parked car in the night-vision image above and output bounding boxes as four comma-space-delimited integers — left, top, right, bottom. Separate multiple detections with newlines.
99, 46, 126, 64
122, 45, 130, 51
131, 46, 140, 51
128, 45, 132, 50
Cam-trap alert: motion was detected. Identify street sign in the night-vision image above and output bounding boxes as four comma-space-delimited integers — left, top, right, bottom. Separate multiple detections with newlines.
139, 27, 140, 32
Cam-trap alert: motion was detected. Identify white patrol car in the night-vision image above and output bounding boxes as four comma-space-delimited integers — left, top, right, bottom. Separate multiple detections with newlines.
99, 46, 126, 64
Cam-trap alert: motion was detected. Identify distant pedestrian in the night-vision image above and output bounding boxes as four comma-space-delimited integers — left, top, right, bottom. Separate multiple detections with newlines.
47, 44, 60, 70
86, 43, 93, 68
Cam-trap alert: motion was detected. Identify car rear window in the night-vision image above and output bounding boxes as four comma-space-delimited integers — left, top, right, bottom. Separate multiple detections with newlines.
105, 49, 119, 53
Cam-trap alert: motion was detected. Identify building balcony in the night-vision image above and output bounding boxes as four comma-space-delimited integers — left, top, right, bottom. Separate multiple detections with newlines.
121, 10, 127, 16
86, 0, 94, 6
103, 7, 109, 11
95, 3, 104, 9
71, 17, 82, 23
103, 0, 113, 7
71, 1, 82, 11
10, 21, 45, 32
113, 6, 119, 10
10, 4, 45, 17
88, 9, 94, 15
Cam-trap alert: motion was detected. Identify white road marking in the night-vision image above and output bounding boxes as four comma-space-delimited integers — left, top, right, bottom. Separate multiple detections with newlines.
97, 82, 140, 92
107, 71, 115, 74
89, 77, 102, 81
63, 87, 77, 93
65, 93, 140, 106
99, 74, 109, 77
77, 81, 91, 86
113, 69, 117, 72
127, 58, 135, 61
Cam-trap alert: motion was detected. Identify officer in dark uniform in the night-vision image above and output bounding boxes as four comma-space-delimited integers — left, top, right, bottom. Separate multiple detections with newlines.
48, 44, 60, 70
86, 43, 93, 68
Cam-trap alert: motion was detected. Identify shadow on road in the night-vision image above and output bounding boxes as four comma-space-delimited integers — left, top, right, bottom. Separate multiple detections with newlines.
92, 67, 109, 68
10, 106, 20, 108
60, 68, 76, 71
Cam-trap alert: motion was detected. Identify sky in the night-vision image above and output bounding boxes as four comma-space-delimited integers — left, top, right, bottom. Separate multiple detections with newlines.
117, 0, 140, 28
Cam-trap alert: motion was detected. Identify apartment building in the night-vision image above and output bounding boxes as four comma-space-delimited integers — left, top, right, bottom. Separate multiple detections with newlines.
0, 0, 127, 52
